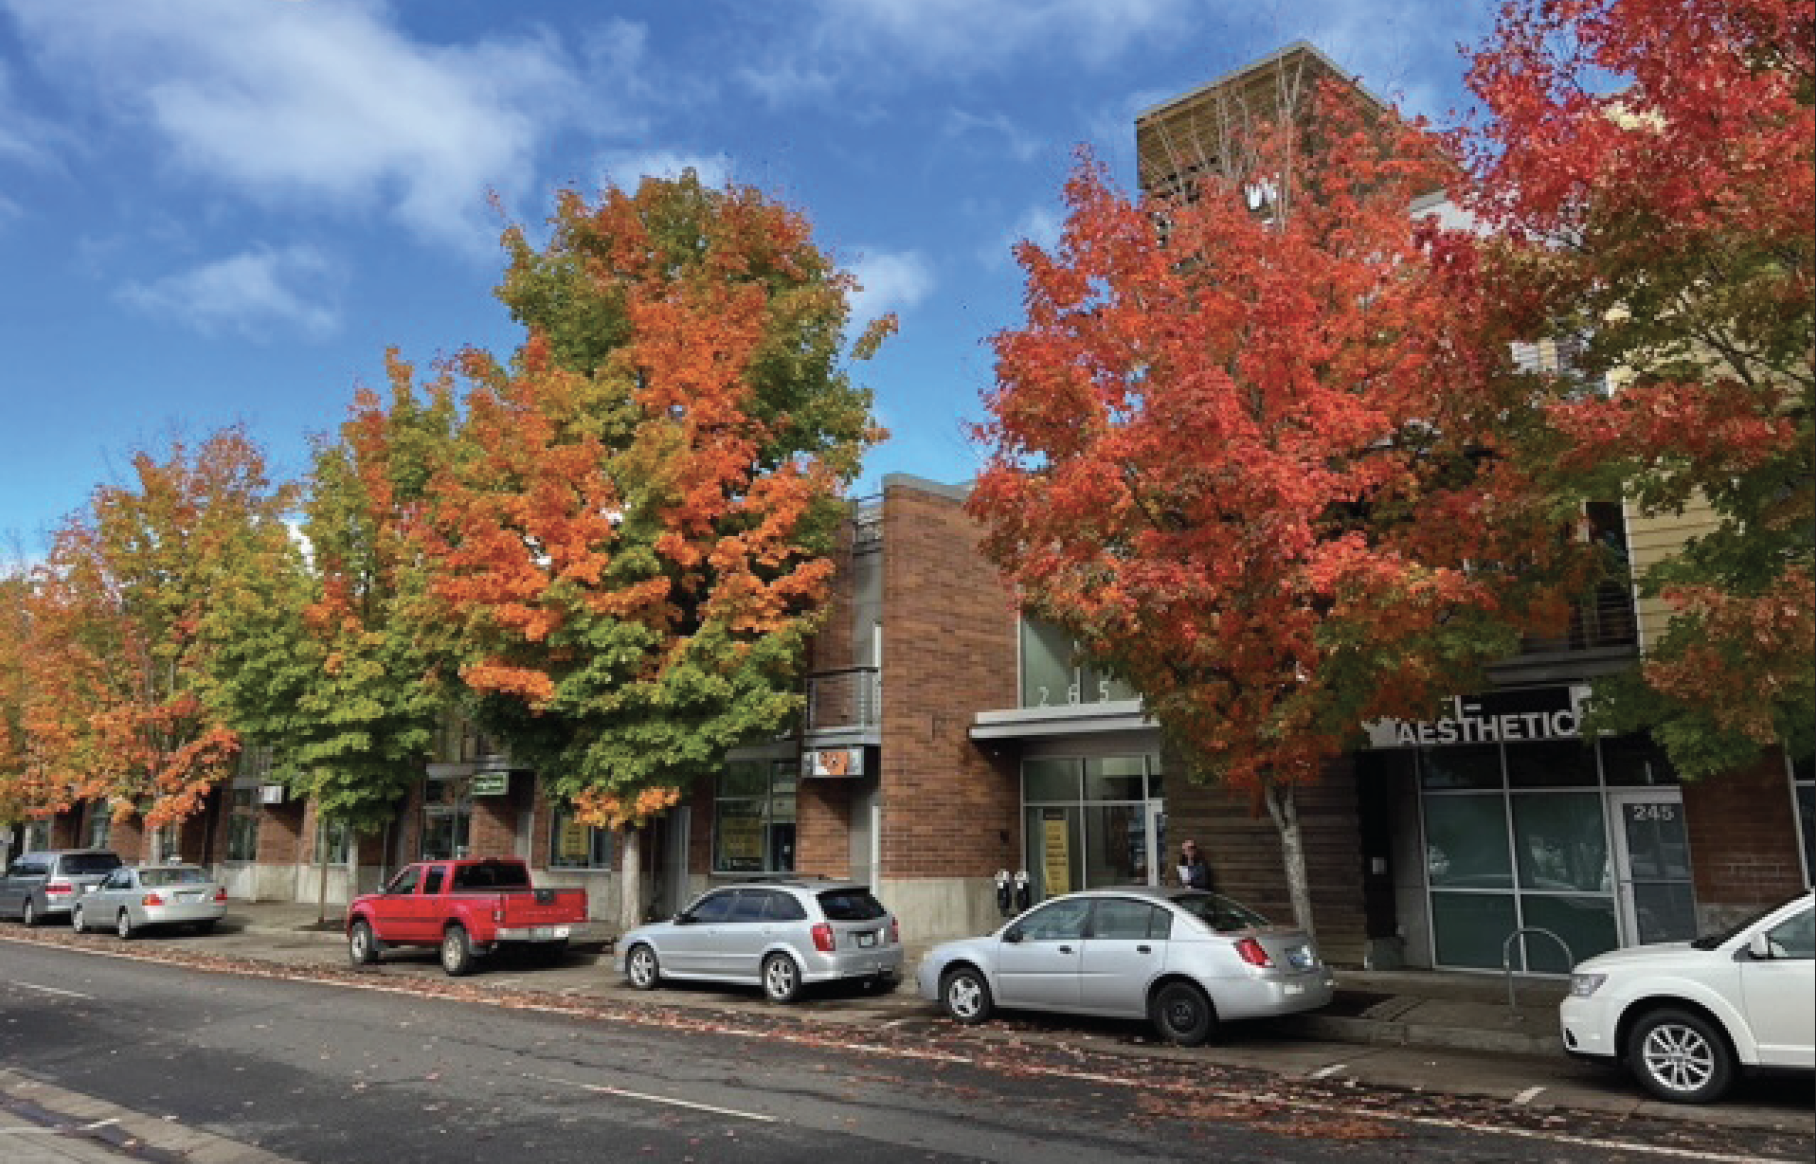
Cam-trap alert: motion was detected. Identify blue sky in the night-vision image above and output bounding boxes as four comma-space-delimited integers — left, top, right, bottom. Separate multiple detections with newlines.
0, 0, 1498, 557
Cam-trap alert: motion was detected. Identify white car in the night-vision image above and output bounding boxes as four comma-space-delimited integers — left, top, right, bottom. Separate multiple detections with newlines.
1560, 890, 1814, 1103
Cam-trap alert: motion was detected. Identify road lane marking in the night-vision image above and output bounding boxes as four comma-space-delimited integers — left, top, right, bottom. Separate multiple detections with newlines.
1512, 1086, 1546, 1105
7, 935, 1797, 1164
524, 1073, 776, 1123
1309, 1063, 1347, 1079
11, 982, 91, 999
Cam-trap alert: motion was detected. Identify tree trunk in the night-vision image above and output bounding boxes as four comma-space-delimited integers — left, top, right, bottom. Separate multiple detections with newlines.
618, 825, 643, 934
1262, 780, 1315, 937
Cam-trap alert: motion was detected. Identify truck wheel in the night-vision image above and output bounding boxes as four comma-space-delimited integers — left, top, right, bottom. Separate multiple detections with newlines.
348, 919, 380, 966
625, 944, 662, 990
439, 925, 475, 976
762, 953, 803, 1004
1627, 1007, 1735, 1104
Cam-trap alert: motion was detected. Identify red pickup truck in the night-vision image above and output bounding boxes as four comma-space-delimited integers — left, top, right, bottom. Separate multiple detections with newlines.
345, 858, 587, 976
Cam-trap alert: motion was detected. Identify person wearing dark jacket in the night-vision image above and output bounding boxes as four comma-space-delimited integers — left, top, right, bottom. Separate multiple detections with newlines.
1176, 839, 1212, 890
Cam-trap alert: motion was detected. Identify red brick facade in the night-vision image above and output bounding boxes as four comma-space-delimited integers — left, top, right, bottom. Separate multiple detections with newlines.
1685, 753, 1807, 921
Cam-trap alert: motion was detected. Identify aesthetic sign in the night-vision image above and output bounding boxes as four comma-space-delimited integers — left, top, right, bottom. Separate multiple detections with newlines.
1363, 686, 1591, 749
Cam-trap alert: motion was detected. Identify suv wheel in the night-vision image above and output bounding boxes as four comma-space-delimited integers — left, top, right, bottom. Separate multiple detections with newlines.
762, 953, 803, 1004
71, 905, 87, 934
1628, 1007, 1735, 1104
21, 898, 37, 927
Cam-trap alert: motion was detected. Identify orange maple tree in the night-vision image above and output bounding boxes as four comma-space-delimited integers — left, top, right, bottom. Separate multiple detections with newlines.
1465, 0, 1814, 774
970, 84, 1589, 931
10, 429, 294, 834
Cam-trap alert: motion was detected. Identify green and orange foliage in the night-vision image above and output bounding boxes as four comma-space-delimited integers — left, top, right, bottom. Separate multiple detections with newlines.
399, 172, 883, 820
1466, 0, 1815, 773
205, 368, 456, 836
12, 429, 295, 830
0, 565, 42, 827
970, 83, 1590, 930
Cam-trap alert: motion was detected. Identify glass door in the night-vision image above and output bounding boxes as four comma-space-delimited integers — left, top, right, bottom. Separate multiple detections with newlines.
1608, 789, 1697, 945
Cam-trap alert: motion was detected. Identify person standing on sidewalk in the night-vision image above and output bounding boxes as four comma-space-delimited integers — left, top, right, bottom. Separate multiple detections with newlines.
1176, 840, 1212, 890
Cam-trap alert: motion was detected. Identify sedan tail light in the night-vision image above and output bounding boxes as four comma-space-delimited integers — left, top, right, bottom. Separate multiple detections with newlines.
213, 888, 228, 903
1233, 937, 1275, 968
141, 892, 165, 907
44, 882, 73, 896
811, 922, 836, 953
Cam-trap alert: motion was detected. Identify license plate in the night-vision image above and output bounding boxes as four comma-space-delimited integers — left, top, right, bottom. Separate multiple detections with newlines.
531, 926, 570, 941
857, 931, 877, 948
178, 891, 204, 902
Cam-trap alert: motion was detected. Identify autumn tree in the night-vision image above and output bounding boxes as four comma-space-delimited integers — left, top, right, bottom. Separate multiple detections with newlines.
12, 429, 294, 842
205, 370, 455, 918
1465, 0, 1815, 775
390, 173, 884, 927
970, 83, 1589, 933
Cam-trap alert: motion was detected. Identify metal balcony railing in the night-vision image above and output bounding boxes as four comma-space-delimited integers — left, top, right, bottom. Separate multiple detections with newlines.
1517, 581, 1639, 657
806, 666, 881, 731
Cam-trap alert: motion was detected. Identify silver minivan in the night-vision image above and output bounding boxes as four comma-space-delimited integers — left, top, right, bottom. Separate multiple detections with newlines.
617, 879, 904, 1003
0, 849, 125, 926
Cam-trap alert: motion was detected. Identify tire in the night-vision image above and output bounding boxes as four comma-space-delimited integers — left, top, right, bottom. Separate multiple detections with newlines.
439, 925, 475, 976
71, 905, 88, 934
348, 920, 380, 966
1151, 981, 1217, 1047
762, 953, 803, 1004
1627, 1007, 1735, 1104
625, 943, 662, 990
21, 898, 37, 928
940, 966, 993, 1025
116, 909, 136, 941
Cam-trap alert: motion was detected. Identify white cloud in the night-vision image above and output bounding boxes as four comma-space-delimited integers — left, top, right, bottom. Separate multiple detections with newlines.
600, 150, 734, 192
943, 109, 1045, 164
1, 0, 633, 248
980, 205, 1064, 270
118, 245, 341, 340
739, 0, 1193, 103
847, 248, 935, 328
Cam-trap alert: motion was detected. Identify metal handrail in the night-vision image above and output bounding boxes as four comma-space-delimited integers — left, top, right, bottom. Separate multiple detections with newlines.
1502, 927, 1574, 1014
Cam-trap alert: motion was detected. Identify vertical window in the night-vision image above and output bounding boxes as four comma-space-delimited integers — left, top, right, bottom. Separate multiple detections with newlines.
227, 788, 260, 862
315, 821, 351, 865
549, 802, 613, 869
1792, 755, 1814, 887
1018, 618, 1136, 708
713, 761, 796, 874
421, 778, 472, 860
85, 809, 111, 850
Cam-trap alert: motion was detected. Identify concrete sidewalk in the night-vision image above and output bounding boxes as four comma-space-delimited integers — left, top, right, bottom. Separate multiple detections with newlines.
43, 899, 1810, 1140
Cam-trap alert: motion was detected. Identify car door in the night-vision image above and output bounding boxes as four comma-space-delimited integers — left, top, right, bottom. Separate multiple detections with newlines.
1077, 897, 1171, 1016
86, 867, 135, 924
717, 889, 773, 981
665, 890, 736, 975
994, 897, 1090, 1011
1739, 901, 1815, 1068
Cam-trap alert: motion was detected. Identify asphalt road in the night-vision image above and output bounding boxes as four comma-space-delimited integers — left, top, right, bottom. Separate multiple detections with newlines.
1, 940, 1811, 1164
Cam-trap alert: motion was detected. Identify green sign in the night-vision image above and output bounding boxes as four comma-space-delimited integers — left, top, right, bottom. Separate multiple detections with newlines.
470, 771, 510, 797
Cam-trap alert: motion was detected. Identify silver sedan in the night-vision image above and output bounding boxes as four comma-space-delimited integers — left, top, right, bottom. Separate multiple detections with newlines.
915, 886, 1334, 1046
72, 864, 228, 939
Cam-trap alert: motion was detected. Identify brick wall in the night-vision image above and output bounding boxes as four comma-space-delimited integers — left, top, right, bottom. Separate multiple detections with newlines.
878, 480, 1022, 880
796, 774, 852, 877
467, 782, 520, 858
110, 817, 146, 862
258, 802, 304, 866
1685, 751, 1804, 923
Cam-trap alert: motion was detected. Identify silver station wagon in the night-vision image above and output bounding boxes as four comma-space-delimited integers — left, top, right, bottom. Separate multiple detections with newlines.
916, 886, 1334, 1045
618, 879, 904, 1003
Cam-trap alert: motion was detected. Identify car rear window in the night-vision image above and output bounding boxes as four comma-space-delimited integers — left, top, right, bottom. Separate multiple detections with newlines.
817, 889, 886, 922
140, 868, 209, 887
1172, 892, 1271, 933
453, 863, 530, 890
61, 853, 123, 875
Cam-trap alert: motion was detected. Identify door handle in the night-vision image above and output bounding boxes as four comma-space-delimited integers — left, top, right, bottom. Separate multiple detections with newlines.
1136, 945, 1152, 954
1057, 945, 1073, 954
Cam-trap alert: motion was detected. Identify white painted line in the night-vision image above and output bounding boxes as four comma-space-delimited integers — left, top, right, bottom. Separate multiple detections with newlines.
525, 1073, 776, 1124
0, 1127, 65, 1135
81, 1119, 121, 1132
1512, 1086, 1546, 1106
12, 983, 91, 1000
1309, 1063, 1348, 1079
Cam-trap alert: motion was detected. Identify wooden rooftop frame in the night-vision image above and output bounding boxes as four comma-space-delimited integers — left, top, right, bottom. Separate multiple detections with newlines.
1134, 40, 1393, 203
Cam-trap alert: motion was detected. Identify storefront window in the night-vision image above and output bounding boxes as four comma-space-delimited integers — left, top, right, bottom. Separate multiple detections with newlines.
1506, 741, 1599, 788
1601, 736, 1680, 786
420, 778, 471, 860
1024, 758, 1081, 801
1518, 895, 1618, 973
227, 787, 260, 862
1419, 744, 1502, 790
1023, 753, 1163, 900
315, 820, 351, 865
549, 803, 612, 870
1430, 892, 1518, 969
1018, 618, 1138, 708
713, 761, 795, 874
1424, 796, 1513, 890
1512, 793, 1609, 892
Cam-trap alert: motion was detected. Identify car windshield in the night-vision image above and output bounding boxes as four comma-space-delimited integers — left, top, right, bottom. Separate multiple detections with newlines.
62, 853, 123, 875
1170, 892, 1272, 933
1690, 892, 1810, 950
817, 889, 887, 921
139, 868, 209, 887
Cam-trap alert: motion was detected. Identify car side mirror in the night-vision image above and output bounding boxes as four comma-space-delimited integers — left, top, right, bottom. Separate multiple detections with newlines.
1002, 927, 1024, 944
1748, 932, 1774, 961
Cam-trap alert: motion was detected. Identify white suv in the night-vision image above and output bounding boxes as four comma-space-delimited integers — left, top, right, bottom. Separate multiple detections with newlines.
1560, 891, 1814, 1103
